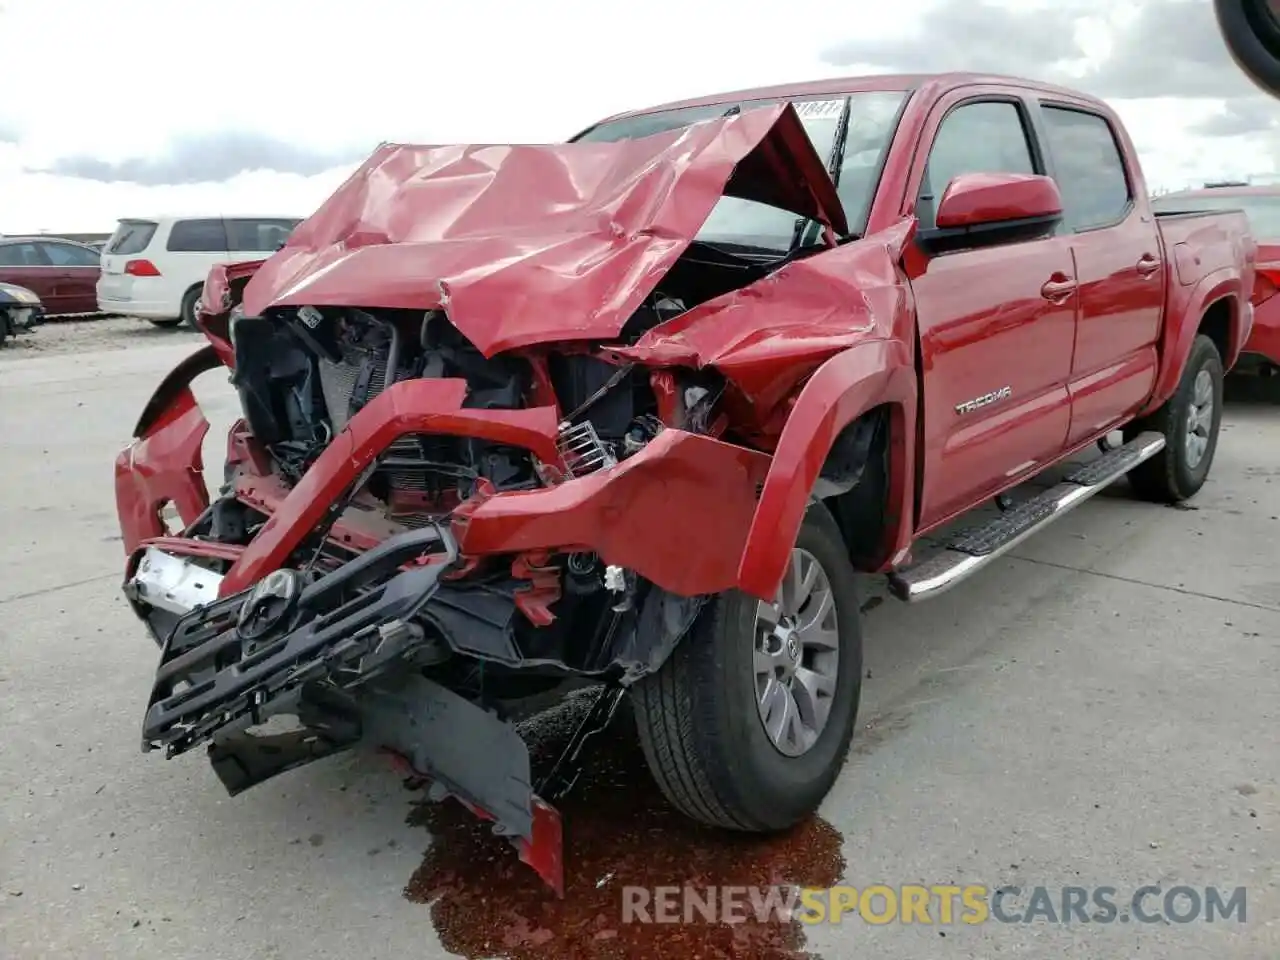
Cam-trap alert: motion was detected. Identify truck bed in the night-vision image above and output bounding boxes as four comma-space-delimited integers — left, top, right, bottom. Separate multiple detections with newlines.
1155, 208, 1253, 291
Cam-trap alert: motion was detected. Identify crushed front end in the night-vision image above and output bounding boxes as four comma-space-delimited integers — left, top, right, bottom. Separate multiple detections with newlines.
112, 102, 891, 894
116, 306, 770, 894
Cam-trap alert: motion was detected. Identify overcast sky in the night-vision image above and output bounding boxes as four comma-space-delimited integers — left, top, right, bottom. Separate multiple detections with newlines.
1, 0, 1277, 233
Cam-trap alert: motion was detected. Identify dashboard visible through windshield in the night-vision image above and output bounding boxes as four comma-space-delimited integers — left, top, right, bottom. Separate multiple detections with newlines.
574, 90, 909, 254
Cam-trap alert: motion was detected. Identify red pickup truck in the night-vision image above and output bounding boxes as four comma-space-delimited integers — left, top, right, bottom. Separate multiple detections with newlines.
114, 72, 1254, 894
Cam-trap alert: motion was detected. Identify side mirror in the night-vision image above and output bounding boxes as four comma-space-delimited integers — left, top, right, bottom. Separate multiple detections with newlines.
935, 172, 1063, 230
1215, 0, 1280, 99
919, 172, 1063, 253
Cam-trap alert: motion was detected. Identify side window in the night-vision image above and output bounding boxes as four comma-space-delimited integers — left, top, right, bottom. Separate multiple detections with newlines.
39, 242, 100, 267
918, 101, 1036, 230
225, 218, 300, 252
166, 219, 228, 253
0, 243, 45, 266
1039, 106, 1131, 231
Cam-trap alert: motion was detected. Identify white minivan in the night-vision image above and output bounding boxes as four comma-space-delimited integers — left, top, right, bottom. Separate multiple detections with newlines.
97, 215, 302, 327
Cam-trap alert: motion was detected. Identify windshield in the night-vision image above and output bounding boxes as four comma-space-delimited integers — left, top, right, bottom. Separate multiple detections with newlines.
1151, 192, 1280, 239
575, 90, 908, 253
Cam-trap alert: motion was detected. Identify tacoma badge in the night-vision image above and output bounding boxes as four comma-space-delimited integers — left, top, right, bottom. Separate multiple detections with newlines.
955, 386, 1012, 415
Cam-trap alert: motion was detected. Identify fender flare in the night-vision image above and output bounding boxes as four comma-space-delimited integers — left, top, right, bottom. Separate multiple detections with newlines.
1143, 270, 1245, 416
133, 344, 222, 438
736, 338, 916, 600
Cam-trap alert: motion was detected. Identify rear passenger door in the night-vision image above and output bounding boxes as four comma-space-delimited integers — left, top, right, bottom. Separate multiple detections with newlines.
164, 218, 231, 301
36, 241, 102, 313
224, 218, 301, 261
906, 94, 1079, 530
1035, 102, 1165, 445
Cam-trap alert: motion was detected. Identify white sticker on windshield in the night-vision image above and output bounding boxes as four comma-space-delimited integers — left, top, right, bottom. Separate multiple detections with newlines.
793, 99, 845, 120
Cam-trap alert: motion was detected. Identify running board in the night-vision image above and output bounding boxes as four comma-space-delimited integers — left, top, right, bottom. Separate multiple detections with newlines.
887, 431, 1166, 602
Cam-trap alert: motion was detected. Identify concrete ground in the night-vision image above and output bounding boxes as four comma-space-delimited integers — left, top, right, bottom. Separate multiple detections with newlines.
1, 320, 1277, 959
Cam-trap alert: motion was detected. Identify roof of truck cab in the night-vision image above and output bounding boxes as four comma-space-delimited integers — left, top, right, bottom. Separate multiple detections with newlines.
588, 72, 1110, 128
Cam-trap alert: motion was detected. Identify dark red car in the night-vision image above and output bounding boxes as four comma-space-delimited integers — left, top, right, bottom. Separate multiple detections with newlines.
1152, 185, 1280, 367
0, 236, 102, 315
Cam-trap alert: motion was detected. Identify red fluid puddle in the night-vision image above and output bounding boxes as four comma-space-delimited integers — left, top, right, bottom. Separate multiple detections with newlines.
403, 691, 845, 959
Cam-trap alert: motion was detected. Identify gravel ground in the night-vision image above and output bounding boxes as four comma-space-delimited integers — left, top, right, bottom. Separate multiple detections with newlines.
0, 340, 1277, 960
0, 316, 203, 360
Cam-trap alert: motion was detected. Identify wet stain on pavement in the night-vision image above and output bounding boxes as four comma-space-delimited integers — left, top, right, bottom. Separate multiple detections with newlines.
403, 690, 845, 959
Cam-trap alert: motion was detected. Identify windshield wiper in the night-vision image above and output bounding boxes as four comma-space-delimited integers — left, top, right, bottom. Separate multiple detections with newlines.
790, 95, 853, 251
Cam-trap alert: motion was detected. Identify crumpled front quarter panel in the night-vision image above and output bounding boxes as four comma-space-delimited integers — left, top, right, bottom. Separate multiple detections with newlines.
114, 389, 210, 555
239, 104, 846, 356
609, 220, 918, 421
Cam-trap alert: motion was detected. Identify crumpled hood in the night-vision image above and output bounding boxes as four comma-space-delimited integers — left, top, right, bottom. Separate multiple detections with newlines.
240, 103, 848, 357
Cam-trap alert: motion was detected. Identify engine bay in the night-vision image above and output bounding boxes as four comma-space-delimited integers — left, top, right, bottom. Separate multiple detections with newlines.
133, 239, 795, 727
224, 239, 764, 516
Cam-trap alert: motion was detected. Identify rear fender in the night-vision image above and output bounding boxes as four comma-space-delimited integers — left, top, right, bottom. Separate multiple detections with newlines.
1143, 269, 1246, 416
737, 339, 917, 600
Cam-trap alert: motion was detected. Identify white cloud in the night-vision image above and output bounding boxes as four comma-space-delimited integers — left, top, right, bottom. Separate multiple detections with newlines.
0, 0, 1276, 232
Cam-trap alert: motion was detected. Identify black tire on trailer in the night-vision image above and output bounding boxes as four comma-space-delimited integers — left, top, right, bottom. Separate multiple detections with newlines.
1124, 333, 1225, 502
631, 503, 863, 831
180, 285, 204, 329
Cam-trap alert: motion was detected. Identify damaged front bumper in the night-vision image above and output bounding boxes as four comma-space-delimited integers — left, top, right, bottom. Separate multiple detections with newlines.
139, 522, 571, 890
114, 348, 772, 894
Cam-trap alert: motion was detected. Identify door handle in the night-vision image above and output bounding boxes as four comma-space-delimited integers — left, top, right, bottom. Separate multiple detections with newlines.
1040, 277, 1076, 301
1136, 254, 1161, 276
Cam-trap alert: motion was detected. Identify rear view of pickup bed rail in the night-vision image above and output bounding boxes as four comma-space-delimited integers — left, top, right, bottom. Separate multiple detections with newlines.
113, 71, 1255, 895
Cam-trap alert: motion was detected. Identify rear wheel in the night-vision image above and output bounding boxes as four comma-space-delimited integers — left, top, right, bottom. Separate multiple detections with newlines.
0, 311, 9, 346
180, 285, 203, 329
631, 504, 863, 831
1125, 333, 1224, 502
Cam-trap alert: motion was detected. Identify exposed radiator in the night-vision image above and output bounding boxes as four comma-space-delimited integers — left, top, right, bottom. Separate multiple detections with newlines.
318, 341, 388, 433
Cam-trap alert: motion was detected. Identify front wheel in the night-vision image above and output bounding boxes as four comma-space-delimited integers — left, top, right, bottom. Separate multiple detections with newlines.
1125, 333, 1224, 502
631, 504, 863, 831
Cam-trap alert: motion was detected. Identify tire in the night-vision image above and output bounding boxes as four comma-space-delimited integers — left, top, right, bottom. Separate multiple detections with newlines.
0, 311, 9, 347
1124, 333, 1224, 502
148, 318, 183, 329
1213, 0, 1280, 101
631, 504, 863, 831
180, 285, 203, 329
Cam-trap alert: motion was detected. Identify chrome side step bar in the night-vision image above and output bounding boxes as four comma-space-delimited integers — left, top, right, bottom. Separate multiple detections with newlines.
887, 431, 1166, 602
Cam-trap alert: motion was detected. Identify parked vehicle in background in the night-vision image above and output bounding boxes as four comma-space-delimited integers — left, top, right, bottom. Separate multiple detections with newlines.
97, 216, 302, 328
0, 282, 45, 345
0, 236, 102, 315
1153, 184, 1280, 369
115, 72, 1254, 896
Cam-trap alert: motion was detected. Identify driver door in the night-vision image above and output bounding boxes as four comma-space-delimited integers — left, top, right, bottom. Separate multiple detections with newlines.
905, 94, 1079, 531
